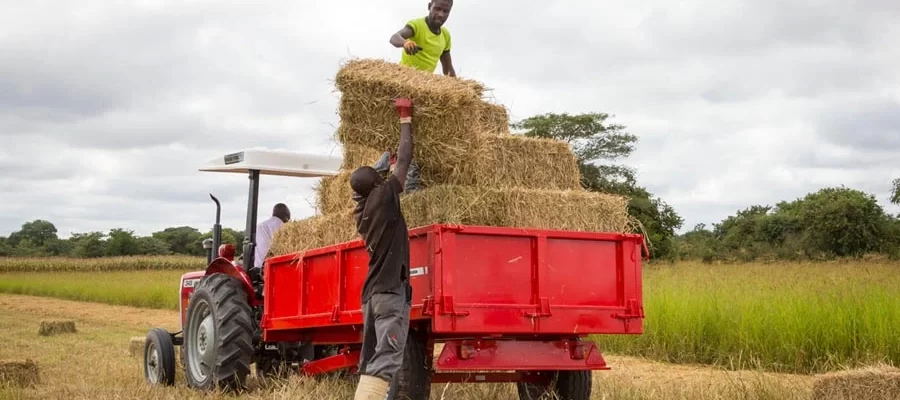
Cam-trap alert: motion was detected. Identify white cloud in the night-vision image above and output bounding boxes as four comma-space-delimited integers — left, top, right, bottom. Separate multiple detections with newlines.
2, 0, 899, 238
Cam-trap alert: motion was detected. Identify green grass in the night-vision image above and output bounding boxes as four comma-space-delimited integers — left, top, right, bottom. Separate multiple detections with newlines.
596, 260, 900, 374
0, 255, 205, 272
0, 270, 186, 310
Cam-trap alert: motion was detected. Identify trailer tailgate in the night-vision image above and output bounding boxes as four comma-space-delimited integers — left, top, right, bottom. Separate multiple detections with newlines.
430, 225, 644, 335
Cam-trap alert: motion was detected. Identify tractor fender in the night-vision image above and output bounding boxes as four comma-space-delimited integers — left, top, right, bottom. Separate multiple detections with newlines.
204, 258, 260, 307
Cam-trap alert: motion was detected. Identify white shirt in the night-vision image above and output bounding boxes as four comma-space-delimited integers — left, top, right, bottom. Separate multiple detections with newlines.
254, 216, 284, 269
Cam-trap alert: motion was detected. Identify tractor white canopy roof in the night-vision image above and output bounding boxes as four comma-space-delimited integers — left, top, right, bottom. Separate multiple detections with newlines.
199, 148, 341, 178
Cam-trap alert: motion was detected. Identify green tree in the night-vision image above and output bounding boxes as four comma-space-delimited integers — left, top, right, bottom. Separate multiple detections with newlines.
136, 237, 172, 255
106, 228, 141, 256
42, 238, 73, 256
8, 219, 58, 248
152, 226, 204, 256
779, 187, 892, 258
511, 112, 683, 259
891, 178, 900, 205
70, 232, 107, 258
0, 237, 9, 256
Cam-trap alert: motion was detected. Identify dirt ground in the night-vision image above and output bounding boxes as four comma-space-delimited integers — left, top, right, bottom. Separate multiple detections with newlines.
0, 294, 815, 399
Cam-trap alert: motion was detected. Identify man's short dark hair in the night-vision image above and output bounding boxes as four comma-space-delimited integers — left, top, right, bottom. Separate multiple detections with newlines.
273, 203, 290, 222
350, 166, 380, 198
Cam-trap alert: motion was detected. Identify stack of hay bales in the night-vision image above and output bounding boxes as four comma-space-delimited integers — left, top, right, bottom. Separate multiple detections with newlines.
270, 59, 631, 256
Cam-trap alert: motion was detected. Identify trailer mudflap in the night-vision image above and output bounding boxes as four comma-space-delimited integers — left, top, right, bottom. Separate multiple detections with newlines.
435, 339, 609, 371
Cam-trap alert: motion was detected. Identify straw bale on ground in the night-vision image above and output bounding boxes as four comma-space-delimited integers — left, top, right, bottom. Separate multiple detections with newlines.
273, 185, 630, 256
129, 336, 145, 358
335, 59, 483, 152
38, 320, 76, 336
0, 359, 40, 387
810, 365, 900, 400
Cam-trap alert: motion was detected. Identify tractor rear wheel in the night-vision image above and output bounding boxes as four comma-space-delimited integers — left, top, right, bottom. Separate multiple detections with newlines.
516, 370, 592, 400
183, 273, 254, 391
143, 328, 176, 386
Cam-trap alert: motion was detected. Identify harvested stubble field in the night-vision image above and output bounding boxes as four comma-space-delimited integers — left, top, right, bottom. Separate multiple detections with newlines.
1, 257, 898, 381
0, 293, 815, 400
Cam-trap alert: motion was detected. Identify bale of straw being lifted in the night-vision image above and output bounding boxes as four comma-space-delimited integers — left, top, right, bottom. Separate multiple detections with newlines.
811, 365, 900, 400
272, 185, 631, 256
335, 59, 484, 152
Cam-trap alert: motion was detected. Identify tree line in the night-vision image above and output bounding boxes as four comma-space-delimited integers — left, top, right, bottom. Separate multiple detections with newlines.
2, 113, 898, 263
0, 221, 245, 258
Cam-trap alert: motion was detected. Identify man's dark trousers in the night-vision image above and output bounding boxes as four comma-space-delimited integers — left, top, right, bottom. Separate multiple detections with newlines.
357, 289, 412, 383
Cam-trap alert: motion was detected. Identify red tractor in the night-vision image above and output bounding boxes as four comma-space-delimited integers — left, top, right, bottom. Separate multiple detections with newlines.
142, 102, 646, 400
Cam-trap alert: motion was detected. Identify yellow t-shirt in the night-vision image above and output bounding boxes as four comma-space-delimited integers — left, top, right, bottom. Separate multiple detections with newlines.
399, 17, 451, 73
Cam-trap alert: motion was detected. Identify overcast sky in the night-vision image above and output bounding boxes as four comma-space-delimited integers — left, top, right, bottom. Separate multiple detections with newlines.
2, 0, 899, 238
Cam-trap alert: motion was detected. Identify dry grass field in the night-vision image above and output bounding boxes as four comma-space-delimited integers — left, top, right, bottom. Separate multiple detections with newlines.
0, 293, 816, 400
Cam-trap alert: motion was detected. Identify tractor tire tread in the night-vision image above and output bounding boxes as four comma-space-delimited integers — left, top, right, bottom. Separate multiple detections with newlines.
184, 273, 254, 391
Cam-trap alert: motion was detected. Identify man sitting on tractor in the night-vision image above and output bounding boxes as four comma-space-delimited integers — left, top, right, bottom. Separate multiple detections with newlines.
348, 99, 415, 399
248, 203, 290, 280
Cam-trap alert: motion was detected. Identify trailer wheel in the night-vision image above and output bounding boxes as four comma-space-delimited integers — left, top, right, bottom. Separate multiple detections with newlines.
387, 329, 432, 400
143, 328, 176, 386
183, 273, 254, 391
517, 370, 592, 400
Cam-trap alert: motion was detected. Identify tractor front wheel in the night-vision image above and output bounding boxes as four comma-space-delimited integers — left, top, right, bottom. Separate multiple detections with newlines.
183, 273, 254, 391
143, 328, 176, 386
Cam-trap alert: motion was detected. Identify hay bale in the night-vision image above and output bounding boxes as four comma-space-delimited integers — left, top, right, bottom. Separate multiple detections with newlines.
811, 365, 900, 400
318, 134, 582, 215
270, 209, 360, 257
273, 185, 630, 256
473, 133, 581, 190
0, 359, 40, 388
336, 122, 483, 185
340, 144, 385, 170
478, 101, 509, 134
335, 59, 484, 156
129, 336, 145, 358
38, 320, 76, 336
401, 185, 630, 233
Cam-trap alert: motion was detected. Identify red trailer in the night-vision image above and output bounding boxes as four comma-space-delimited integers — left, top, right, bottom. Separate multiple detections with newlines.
140, 101, 646, 400
261, 223, 645, 399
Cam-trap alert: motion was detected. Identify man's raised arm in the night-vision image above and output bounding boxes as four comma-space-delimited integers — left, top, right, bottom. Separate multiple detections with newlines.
393, 98, 414, 191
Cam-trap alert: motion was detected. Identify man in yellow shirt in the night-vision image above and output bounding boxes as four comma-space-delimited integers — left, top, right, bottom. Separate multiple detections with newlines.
389, 0, 456, 77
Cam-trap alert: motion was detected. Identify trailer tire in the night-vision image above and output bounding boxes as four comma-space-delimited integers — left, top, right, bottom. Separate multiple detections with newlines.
183, 273, 254, 391
387, 329, 432, 400
517, 370, 592, 400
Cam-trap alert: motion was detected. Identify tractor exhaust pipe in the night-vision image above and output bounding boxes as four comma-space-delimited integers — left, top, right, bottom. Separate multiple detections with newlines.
210, 193, 222, 258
